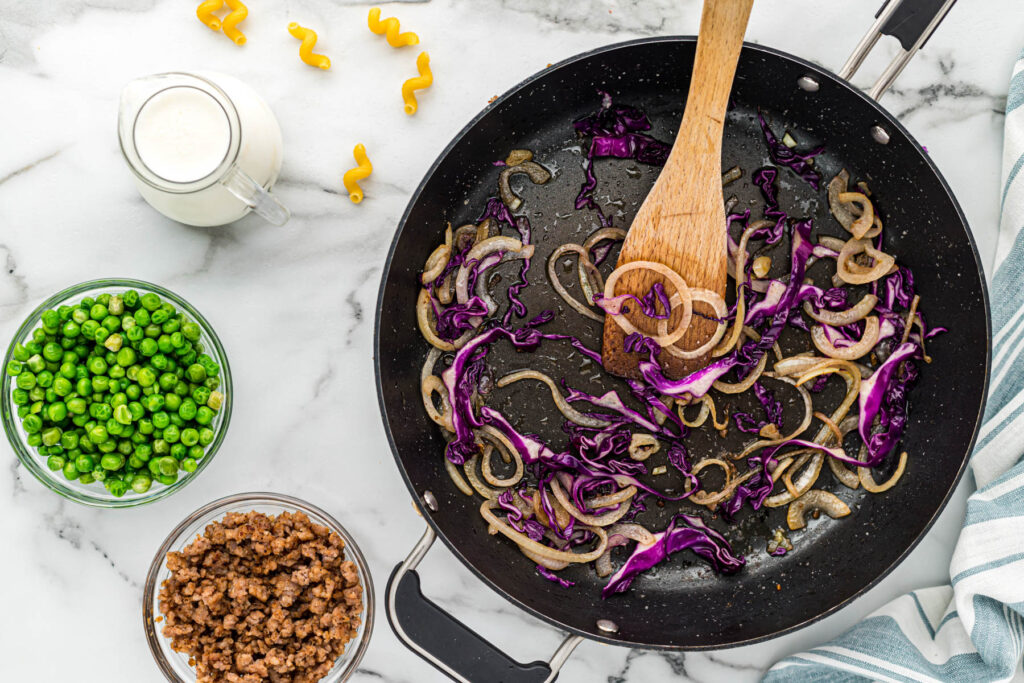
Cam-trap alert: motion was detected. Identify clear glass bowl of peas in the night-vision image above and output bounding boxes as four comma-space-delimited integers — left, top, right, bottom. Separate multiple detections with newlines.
1, 278, 231, 507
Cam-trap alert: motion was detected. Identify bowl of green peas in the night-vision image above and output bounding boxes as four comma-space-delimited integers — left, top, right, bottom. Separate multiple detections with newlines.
2, 278, 231, 507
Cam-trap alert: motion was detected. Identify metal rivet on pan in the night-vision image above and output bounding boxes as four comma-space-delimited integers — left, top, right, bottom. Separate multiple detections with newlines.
871, 125, 891, 145
422, 490, 439, 512
797, 75, 820, 92
596, 619, 619, 634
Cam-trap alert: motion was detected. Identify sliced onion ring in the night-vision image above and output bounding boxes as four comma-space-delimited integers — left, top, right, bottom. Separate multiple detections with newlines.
603, 260, 693, 346
811, 317, 880, 361
628, 434, 659, 461
547, 243, 604, 323
837, 239, 895, 285
838, 191, 875, 240
859, 445, 908, 493
804, 293, 877, 326
659, 288, 728, 359
550, 478, 634, 527
481, 499, 608, 563
786, 489, 851, 530
496, 369, 611, 429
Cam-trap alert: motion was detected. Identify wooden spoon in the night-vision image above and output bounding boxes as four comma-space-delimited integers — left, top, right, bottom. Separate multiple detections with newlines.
601, 0, 754, 379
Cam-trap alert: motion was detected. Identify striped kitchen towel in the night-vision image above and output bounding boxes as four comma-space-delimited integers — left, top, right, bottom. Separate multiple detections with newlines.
763, 50, 1024, 683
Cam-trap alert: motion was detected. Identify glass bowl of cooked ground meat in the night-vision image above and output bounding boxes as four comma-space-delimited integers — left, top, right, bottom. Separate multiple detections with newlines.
143, 492, 374, 683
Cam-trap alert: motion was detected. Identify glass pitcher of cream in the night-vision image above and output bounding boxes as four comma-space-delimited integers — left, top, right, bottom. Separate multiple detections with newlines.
118, 71, 289, 227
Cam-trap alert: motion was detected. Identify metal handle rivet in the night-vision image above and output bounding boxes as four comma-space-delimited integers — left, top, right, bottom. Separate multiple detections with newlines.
871, 125, 891, 145
596, 619, 619, 634
797, 75, 820, 92
422, 490, 439, 512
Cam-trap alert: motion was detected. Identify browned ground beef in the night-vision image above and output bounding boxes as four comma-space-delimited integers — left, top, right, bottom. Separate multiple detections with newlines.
159, 510, 364, 683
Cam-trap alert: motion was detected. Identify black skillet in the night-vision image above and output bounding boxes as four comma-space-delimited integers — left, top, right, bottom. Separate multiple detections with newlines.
375, 1, 989, 680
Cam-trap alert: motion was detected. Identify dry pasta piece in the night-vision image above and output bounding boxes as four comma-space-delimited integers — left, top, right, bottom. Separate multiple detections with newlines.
196, 0, 224, 31
221, 0, 247, 45
343, 144, 373, 204
367, 7, 419, 47
402, 52, 433, 116
288, 22, 330, 70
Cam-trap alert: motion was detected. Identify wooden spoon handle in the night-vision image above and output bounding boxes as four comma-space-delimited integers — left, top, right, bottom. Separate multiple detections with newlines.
676, 0, 754, 161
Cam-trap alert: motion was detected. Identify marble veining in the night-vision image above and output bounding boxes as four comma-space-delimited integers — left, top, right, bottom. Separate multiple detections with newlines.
1, 0, 1023, 681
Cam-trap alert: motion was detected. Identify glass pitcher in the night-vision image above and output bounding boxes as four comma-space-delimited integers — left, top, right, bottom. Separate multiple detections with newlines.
118, 71, 289, 227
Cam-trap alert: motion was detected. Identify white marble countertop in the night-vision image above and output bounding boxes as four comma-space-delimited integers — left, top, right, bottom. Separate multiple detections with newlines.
1, 1, 1022, 681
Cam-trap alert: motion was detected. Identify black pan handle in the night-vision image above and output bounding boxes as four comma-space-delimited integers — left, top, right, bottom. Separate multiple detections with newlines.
838, 0, 958, 100
386, 525, 583, 683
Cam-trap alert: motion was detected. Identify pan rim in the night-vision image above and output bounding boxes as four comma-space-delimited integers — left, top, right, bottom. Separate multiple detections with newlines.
373, 35, 991, 651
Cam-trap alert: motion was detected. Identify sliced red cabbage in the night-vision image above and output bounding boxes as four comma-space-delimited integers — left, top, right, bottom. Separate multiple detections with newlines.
758, 113, 824, 189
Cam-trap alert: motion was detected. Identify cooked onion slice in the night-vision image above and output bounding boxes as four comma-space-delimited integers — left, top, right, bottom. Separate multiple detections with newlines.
678, 396, 710, 428
811, 317, 880, 360
713, 352, 767, 394
422, 243, 451, 285
445, 458, 474, 496
421, 375, 454, 432
628, 434, 659, 461
550, 478, 634, 527
547, 243, 604, 322
603, 260, 693, 346
481, 499, 608, 563
456, 236, 534, 306
416, 288, 471, 351
786, 490, 851, 530
478, 426, 525, 487
660, 288, 728, 359
499, 161, 551, 211
804, 293, 877, 326
837, 239, 895, 285
859, 446, 908, 493
838, 192, 875, 240
496, 369, 611, 428
827, 415, 861, 489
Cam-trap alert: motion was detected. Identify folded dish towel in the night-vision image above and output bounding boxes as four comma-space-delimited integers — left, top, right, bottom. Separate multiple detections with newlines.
763, 51, 1024, 683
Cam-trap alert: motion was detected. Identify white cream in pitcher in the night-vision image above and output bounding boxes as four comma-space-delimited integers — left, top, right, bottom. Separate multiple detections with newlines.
118, 71, 288, 227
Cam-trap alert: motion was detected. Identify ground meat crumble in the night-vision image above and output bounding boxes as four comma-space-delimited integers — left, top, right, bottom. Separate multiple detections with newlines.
159, 510, 364, 683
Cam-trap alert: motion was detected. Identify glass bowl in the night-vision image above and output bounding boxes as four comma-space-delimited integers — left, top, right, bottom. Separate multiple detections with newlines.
2, 278, 232, 507
143, 492, 374, 683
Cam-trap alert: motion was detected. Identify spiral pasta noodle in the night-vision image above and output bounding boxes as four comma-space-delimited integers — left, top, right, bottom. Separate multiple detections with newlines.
196, 0, 223, 31
402, 52, 433, 116
343, 144, 373, 204
288, 22, 330, 70
367, 7, 419, 48
221, 0, 247, 45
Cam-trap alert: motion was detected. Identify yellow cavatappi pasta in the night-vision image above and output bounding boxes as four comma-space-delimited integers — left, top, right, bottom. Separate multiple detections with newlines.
343, 144, 373, 204
288, 22, 330, 70
221, 0, 247, 45
402, 52, 433, 116
196, 0, 223, 31
367, 8, 419, 48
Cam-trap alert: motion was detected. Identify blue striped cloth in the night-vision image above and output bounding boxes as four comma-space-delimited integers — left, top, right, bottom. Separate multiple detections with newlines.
764, 53, 1024, 683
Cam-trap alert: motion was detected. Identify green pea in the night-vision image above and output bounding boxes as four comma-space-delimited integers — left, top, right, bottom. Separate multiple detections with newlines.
188, 445, 205, 460
140, 293, 161, 311
106, 419, 123, 437
11, 388, 28, 406
93, 327, 109, 344
185, 363, 207, 383
125, 325, 143, 343
178, 398, 197, 421
87, 356, 107, 375
137, 367, 156, 387
90, 468, 106, 482
100, 453, 125, 471
26, 354, 45, 373
61, 320, 81, 338
104, 479, 128, 497
180, 428, 199, 447
91, 375, 109, 393
181, 457, 198, 473
116, 347, 136, 367
153, 439, 169, 455
5, 360, 22, 376
123, 290, 140, 309
126, 384, 141, 400
204, 377, 220, 391
46, 455, 65, 471
52, 377, 72, 397
110, 392, 127, 408
81, 319, 100, 340
131, 474, 152, 494
151, 309, 170, 325
113, 404, 132, 425
75, 454, 95, 472
41, 427, 62, 447
182, 321, 201, 341
60, 432, 79, 450
156, 473, 178, 486
169, 413, 184, 428
78, 472, 96, 485
195, 406, 214, 425
134, 443, 152, 462
88, 425, 108, 444
108, 365, 125, 379
35, 371, 52, 388
22, 414, 42, 433
157, 456, 178, 476
134, 308, 151, 326
170, 443, 186, 460
89, 403, 112, 421
96, 439, 117, 454
151, 354, 168, 371
42, 342, 63, 362
138, 418, 154, 435
165, 393, 182, 412
25, 431, 41, 446
41, 309, 60, 329
158, 372, 177, 391
128, 401, 145, 421
153, 412, 170, 429
46, 402, 67, 422
62, 461, 80, 480
66, 397, 87, 415
12, 343, 29, 362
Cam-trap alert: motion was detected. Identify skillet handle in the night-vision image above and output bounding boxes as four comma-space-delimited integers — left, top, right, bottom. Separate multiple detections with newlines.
838, 0, 958, 101
386, 525, 584, 683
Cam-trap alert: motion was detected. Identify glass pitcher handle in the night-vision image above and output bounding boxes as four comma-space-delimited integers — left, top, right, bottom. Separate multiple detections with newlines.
220, 165, 290, 226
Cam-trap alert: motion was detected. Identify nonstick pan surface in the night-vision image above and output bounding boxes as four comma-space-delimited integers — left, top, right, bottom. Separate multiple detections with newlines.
375, 36, 989, 650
